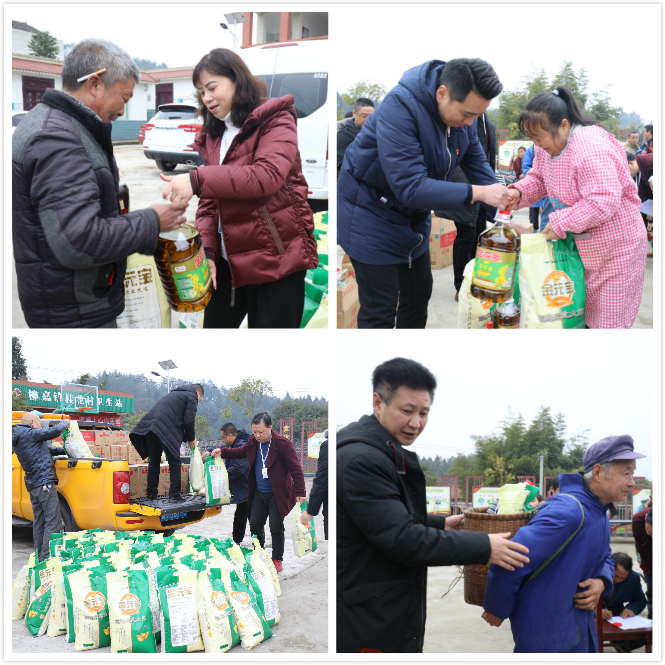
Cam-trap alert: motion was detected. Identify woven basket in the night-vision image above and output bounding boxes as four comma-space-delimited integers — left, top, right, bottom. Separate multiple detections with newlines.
462, 507, 532, 606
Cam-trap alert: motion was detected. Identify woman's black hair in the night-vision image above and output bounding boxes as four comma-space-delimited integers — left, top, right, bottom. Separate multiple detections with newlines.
193, 48, 267, 137
518, 85, 596, 138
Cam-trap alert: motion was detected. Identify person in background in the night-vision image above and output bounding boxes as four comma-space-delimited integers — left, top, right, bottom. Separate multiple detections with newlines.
639, 124, 653, 152
510, 146, 525, 179
624, 130, 640, 156
632, 501, 652, 619
204, 423, 250, 544
301, 430, 328, 539
337, 98, 375, 175
12, 414, 68, 561
547, 474, 560, 498
216, 412, 306, 573
601, 552, 647, 619
530, 493, 544, 508
129, 384, 203, 503
522, 143, 554, 232
505, 86, 647, 328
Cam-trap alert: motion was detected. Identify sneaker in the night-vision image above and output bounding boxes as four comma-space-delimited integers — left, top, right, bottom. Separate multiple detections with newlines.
146, 492, 158, 500
169, 494, 186, 503
454, 292, 459, 302
647, 253, 653, 258
272, 559, 283, 573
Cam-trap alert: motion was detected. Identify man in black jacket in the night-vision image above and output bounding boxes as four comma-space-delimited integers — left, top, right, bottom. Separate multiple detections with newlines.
301, 431, 328, 539
337, 98, 375, 176
12, 37, 186, 328
129, 384, 203, 503
337, 358, 530, 653
12, 414, 68, 561
435, 112, 498, 298
205, 423, 250, 543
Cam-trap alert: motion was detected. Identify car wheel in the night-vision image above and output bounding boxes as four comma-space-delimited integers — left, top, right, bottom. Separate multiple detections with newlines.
59, 497, 79, 533
155, 160, 177, 172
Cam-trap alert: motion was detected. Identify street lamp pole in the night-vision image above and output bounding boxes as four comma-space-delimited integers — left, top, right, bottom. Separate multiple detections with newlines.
157, 360, 178, 393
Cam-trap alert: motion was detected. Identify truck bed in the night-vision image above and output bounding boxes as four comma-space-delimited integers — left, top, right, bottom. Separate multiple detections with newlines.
124, 493, 210, 528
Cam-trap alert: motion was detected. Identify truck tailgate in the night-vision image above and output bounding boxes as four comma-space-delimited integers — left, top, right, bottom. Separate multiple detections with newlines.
122, 495, 216, 529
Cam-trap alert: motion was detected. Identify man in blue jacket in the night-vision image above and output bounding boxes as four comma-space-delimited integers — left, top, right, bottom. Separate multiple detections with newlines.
206, 423, 250, 544
338, 58, 510, 328
482, 435, 646, 653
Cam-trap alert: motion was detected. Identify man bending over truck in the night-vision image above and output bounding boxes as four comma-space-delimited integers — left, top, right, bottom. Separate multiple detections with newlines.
12, 414, 68, 561
129, 384, 203, 503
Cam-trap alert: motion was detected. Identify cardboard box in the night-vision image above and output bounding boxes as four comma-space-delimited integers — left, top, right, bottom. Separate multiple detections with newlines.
128, 444, 145, 465
129, 464, 147, 498
137, 465, 150, 498
100, 443, 112, 459
110, 444, 128, 460
96, 430, 113, 443
113, 430, 130, 445
80, 430, 96, 443
430, 244, 454, 270
181, 465, 189, 493
158, 464, 171, 495
340, 254, 355, 280
88, 443, 101, 458
430, 215, 458, 237
337, 275, 360, 329
429, 215, 457, 270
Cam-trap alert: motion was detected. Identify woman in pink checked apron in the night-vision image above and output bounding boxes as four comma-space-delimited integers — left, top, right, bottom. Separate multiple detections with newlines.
505, 86, 647, 329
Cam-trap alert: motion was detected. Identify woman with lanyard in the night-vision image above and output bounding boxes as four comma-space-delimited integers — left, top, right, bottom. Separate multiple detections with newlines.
505, 86, 647, 329
162, 48, 318, 328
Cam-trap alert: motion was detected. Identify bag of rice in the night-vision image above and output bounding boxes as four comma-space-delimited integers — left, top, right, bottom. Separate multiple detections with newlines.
189, 446, 205, 494
251, 537, 281, 597
244, 555, 280, 627
223, 543, 247, 582
47, 563, 82, 637
29, 557, 60, 604
292, 502, 314, 558
67, 567, 112, 651
457, 260, 497, 328
106, 570, 157, 653
63, 420, 94, 458
25, 579, 52, 637
196, 570, 240, 653
156, 568, 204, 653
11, 564, 30, 621
222, 570, 272, 650
203, 456, 231, 505
128, 563, 162, 643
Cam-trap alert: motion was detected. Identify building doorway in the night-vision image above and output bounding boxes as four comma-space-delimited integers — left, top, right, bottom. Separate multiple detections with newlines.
22, 76, 55, 111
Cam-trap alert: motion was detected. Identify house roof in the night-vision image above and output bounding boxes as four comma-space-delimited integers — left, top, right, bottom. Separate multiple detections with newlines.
12, 56, 63, 76
145, 68, 195, 81
12, 21, 40, 34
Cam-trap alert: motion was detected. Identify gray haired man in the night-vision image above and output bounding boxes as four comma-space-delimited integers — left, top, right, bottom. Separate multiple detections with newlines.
12, 38, 187, 328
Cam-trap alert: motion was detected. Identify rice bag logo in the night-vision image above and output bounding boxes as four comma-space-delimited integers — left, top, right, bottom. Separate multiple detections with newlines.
37, 581, 52, 595
230, 591, 251, 605
84, 591, 106, 613
542, 270, 575, 307
210, 591, 228, 611
118, 593, 141, 615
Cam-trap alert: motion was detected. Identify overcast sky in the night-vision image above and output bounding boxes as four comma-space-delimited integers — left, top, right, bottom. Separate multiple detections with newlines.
337, 333, 655, 480
15, 331, 329, 401
332, 4, 659, 125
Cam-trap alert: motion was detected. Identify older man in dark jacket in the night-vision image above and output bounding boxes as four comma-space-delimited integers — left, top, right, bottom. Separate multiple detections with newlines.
337, 358, 529, 653
12, 38, 185, 328
217, 412, 306, 573
12, 414, 68, 561
337, 58, 510, 328
129, 384, 203, 502
301, 432, 328, 539
205, 423, 250, 543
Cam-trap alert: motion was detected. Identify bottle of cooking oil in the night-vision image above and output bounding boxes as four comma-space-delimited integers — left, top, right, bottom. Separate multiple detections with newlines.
154, 224, 212, 312
118, 182, 130, 215
471, 210, 519, 303
493, 296, 520, 328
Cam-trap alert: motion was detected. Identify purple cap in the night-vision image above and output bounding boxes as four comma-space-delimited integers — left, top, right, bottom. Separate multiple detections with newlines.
583, 435, 646, 472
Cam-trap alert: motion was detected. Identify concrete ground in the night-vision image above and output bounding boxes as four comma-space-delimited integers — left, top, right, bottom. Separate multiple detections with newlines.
11, 477, 328, 654
423, 539, 649, 653
336, 206, 654, 329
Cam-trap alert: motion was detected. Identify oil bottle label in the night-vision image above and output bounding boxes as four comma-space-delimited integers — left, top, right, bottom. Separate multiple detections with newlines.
496, 322, 520, 329
169, 247, 211, 301
472, 248, 516, 291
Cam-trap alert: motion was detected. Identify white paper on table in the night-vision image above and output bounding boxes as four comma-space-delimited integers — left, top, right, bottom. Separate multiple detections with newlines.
610, 615, 653, 630
640, 199, 653, 217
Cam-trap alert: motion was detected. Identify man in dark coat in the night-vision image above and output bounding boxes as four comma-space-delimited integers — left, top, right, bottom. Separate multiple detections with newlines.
11, 38, 186, 328
217, 412, 306, 573
129, 384, 203, 502
483, 435, 645, 653
337, 98, 375, 176
601, 552, 647, 619
337, 357, 530, 653
632, 504, 652, 618
337, 58, 511, 328
12, 414, 68, 561
204, 423, 250, 544
301, 431, 328, 539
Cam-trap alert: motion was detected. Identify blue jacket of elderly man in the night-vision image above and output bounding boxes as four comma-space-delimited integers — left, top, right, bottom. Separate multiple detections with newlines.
483, 473, 615, 653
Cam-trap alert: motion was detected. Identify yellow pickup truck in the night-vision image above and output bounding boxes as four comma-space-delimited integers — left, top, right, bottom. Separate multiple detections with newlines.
11, 414, 221, 536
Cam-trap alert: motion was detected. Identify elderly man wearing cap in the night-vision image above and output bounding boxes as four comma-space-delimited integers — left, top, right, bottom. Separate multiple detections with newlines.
481, 435, 646, 653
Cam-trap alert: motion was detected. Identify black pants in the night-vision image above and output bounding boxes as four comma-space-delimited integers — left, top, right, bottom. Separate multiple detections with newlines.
250, 490, 285, 561
351, 251, 433, 328
29, 485, 61, 562
146, 432, 181, 497
529, 206, 540, 230
203, 258, 306, 328
232, 501, 249, 544
322, 499, 328, 540
452, 208, 487, 293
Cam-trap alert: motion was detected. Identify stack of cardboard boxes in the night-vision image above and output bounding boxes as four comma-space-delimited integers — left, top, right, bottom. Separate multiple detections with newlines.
337, 254, 360, 329
129, 462, 190, 499
429, 215, 457, 269
87, 429, 143, 462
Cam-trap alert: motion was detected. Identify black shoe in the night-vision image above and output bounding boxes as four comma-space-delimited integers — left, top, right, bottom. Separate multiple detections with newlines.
169, 494, 186, 503
146, 492, 158, 500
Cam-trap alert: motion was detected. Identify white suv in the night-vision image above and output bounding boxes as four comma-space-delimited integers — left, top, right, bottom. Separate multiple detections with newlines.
142, 103, 203, 171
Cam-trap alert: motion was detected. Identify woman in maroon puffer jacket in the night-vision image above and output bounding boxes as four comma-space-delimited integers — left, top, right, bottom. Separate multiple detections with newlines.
162, 48, 318, 328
